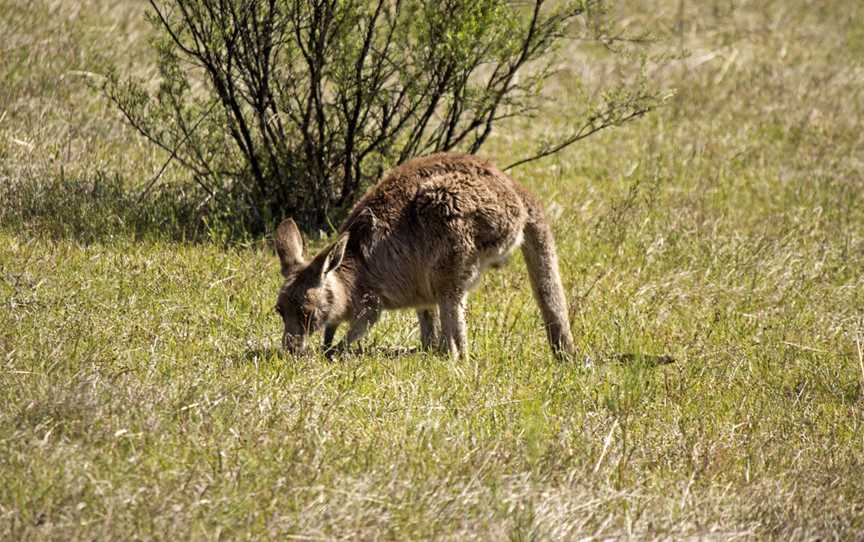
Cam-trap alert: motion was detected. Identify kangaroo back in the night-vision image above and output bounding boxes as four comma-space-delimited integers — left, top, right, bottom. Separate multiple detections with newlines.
520, 202, 575, 359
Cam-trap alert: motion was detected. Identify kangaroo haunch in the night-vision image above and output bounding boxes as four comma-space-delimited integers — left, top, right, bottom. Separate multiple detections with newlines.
274, 153, 575, 360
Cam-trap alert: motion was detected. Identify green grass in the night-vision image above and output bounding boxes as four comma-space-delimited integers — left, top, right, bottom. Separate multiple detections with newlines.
2, 0, 864, 539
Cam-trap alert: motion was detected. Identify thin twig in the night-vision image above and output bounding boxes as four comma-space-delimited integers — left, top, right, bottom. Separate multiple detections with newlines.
593, 419, 619, 474
136, 101, 218, 204
856, 332, 864, 396
503, 106, 651, 171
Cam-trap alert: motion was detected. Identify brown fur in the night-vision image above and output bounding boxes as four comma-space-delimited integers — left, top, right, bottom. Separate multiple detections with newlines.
273, 153, 575, 359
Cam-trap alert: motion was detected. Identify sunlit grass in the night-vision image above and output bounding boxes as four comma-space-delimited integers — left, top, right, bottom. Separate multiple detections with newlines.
2, 0, 864, 539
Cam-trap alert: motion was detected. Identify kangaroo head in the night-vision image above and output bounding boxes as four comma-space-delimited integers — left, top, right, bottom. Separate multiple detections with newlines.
273, 218, 349, 353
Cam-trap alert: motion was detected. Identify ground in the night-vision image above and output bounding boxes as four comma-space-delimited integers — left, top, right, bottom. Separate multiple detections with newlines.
1, 0, 863, 539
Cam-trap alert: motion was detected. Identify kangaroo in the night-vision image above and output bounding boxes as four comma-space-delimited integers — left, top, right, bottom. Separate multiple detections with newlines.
273, 153, 575, 360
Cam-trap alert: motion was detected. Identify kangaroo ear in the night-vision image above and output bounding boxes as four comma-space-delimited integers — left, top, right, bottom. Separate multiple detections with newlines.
274, 218, 305, 276
321, 233, 349, 279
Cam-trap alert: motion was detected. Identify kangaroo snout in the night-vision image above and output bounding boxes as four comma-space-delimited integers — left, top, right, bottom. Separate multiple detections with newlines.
282, 330, 307, 354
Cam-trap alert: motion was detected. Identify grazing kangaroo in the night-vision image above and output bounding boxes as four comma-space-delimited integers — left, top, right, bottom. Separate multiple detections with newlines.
273, 153, 575, 360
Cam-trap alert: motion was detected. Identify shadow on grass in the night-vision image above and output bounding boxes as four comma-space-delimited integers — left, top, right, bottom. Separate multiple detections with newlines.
0, 172, 257, 245
244, 345, 676, 366
243, 346, 285, 364
242, 344, 427, 365
611, 352, 676, 366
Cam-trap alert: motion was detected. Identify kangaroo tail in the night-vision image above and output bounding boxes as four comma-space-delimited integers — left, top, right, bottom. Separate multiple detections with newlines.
520, 200, 575, 360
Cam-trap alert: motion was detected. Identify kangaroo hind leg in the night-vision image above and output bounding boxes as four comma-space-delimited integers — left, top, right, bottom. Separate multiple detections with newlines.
439, 292, 468, 359
417, 308, 441, 352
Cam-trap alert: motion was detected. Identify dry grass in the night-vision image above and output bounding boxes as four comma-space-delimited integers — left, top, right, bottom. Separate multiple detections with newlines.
2, 0, 864, 539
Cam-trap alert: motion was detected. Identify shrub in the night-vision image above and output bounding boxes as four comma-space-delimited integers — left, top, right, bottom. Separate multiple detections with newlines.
105, 0, 664, 232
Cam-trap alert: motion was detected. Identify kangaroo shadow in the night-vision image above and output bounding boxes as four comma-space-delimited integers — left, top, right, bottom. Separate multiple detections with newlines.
610, 352, 676, 366
243, 344, 675, 366
243, 346, 284, 363
242, 344, 427, 364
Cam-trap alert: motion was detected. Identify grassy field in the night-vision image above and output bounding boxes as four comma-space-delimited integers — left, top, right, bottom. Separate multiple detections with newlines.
2, 0, 864, 539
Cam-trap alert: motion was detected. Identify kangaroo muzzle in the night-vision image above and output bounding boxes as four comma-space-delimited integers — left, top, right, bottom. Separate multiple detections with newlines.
282, 330, 307, 354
